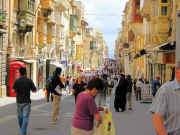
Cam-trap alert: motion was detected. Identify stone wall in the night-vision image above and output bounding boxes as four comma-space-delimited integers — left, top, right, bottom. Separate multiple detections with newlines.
0, 33, 8, 97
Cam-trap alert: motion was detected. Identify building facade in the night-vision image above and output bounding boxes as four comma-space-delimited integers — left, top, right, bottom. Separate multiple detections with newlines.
116, 0, 178, 83
0, 0, 8, 96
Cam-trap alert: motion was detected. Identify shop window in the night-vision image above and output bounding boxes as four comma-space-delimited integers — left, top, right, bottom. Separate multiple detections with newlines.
161, 0, 168, 3
161, 6, 168, 16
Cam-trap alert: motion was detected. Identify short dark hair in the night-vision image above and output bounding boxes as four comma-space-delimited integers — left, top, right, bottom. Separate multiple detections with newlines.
87, 78, 104, 91
102, 74, 108, 80
19, 67, 26, 76
54, 67, 62, 76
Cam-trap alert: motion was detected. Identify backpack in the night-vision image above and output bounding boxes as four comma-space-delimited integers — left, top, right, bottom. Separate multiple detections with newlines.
46, 79, 53, 92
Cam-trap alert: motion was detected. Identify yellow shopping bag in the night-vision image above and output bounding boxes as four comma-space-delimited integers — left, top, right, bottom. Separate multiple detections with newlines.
94, 111, 115, 135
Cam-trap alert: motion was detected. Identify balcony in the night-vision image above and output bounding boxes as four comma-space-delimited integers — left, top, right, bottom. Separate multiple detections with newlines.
41, 0, 53, 10
56, 12, 65, 27
90, 41, 97, 50
47, 11, 56, 24
0, 9, 7, 30
19, 0, 35, 15
131, 0, 143, 23
140, 0, 151, 20
70, 15, 78, 36
55, 0, 70, 11
151, 17, 170, 43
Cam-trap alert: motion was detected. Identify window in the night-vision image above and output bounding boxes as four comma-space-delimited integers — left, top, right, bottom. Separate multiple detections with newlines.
27, 0, 34, 11
0, 0, 6, 10
161, 6, 168, 16
153, 0, 158, 17
161, 0, 168, 3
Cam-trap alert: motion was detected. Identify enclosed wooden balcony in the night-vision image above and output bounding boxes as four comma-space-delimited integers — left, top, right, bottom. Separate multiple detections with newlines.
41, 0, 53, 10
0, 9, 7, 30
131, 0, 143, 23
140, 0, 151, 20
56, 0, 70, 11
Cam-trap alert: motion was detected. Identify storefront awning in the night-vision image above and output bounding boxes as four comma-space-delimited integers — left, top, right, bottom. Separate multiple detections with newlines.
153, 41, 176, 51
159, 42, 176, 50
51, 62, 64, 68
23, 60, 36, 64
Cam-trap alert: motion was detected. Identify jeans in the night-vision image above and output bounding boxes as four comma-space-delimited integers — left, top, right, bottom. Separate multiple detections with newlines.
98, 93, 106, 106
17, 103, 31, 135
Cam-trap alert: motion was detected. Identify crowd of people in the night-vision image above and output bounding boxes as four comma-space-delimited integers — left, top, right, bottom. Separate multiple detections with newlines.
12, 62, 180, 135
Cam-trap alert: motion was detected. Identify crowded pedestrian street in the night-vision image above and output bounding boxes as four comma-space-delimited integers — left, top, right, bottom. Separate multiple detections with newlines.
0, 88, 155, 135
1, 0, 180, 135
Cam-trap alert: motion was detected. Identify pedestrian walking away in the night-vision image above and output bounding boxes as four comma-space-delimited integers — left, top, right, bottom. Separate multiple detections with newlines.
126, 75, 133, 110
136, 78, 144, 101
13, 67, 37, 135
97, 74, 110, 106
149, 61, 180, 135
51, 67, 65, 125
71, 78, 106, 135
151, 76, 161, 97
133, 78, 137, 100
46, 77, 53, 102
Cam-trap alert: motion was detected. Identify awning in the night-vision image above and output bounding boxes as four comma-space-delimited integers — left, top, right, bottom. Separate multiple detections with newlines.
51, 62, 64, 68
153, 41, 176, 51
159, 42, 176, 50
23, 60, 36, 64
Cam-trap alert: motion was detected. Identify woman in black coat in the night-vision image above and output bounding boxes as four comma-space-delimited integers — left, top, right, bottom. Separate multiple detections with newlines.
114, 74, 128, 112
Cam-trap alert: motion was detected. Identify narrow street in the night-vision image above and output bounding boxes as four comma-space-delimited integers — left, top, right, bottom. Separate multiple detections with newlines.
0, 91, 156, 135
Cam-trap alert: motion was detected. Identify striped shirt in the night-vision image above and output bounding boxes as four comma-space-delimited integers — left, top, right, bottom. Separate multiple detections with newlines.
149, 78, 180, 135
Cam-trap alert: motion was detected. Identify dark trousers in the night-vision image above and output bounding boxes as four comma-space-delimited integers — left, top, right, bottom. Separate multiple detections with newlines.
47, 90, 53, 102
114, 95, 126, 111
136, 90, 141, 100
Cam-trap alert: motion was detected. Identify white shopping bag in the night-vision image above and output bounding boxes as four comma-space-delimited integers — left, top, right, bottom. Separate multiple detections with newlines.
55, 85, 62, 95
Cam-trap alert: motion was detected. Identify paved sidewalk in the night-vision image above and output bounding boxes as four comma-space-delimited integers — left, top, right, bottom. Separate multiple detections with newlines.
0, 89, 71, 107
0, 89, 45, 107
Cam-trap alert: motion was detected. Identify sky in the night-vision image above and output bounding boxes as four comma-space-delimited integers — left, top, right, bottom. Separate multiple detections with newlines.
81, 0, 129, 58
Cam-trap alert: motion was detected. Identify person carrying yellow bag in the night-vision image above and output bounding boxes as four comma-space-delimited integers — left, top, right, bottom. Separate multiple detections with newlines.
71, 78, 106, 135
94, 109, 115, 135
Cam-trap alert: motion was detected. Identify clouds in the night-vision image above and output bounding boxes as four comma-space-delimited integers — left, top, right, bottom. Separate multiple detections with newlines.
81, 0, 128, 58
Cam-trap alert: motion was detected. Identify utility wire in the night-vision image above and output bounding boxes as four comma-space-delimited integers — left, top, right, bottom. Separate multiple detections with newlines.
84, 12, 123, 16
